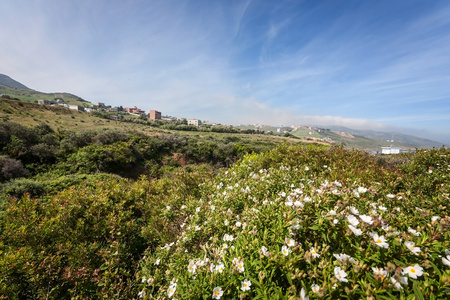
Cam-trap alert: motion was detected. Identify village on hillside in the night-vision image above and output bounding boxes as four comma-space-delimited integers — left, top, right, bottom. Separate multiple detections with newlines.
32, 97, 417, 154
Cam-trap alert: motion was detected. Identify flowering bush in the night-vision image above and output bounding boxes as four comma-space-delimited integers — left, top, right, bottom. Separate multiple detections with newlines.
138, 145, 450, 299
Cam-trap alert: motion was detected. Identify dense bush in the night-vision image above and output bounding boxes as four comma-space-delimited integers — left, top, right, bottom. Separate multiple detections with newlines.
0, 165, 214, 298
137, 145, 450, 299
0, 122, 276, 180
0, 155, 28, 181
1, 124, 448, 299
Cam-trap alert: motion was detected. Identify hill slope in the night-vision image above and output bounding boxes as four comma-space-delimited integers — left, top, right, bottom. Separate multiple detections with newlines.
0, 74, 91, 107
0, 74, 31, 90
238, 124, 442, 150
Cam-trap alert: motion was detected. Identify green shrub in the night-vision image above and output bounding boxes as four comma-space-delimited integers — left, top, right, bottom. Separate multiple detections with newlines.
137, 145, 450, 299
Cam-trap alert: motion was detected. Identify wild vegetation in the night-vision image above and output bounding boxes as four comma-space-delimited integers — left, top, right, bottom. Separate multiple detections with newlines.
0, 98, 449, 299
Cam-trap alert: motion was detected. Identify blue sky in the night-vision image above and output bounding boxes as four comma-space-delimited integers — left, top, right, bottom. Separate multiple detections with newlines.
1, 0, 450, 144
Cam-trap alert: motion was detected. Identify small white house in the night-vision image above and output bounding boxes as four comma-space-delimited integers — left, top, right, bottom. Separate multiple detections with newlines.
381, 147, 401, 154
187, 119, 202, 126
69, 105, 84, 111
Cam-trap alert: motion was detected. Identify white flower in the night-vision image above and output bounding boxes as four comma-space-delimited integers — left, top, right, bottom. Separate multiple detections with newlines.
285, 238, 296, 247
167, 283, 177, 298
224, 219, 229, 226
188, 261, 197, 273
261, 246, 269, 256
311, 284, 320, 294
241, 279, 252, 291
348, 225, 363, 236
303, 197, 312, 202
282, 245, 290, 256
235, 221, 242, 227
404, 241, 421, 256
390, 277, 403, 290
236, 260, 245, 273
196, 207, 201, 212
310, 247, 320, 258
291, 218, 300, 229
196, 260, 205, 267
333, 219, 339, 224
300, 287, 309, 300
195, 225, 201, 231
212, 286, 224, 299
386, 194, 395, 198
378, 205, 387, 211
154, 258, 160, 265
432, 216, 440, 222
334, 266, 348, 282
215, 263, 225, 273
402, 264, 423, 279
147, 277, 154, 285
359, 214, 373, 225
373, 233, 389, 249
408, 227, 421, 236
181, 204, 187, 209
357, 186, 367, 193
333, 253, 355, 264
138, 290, 146, 298
372, 267, 388, 280
442, 255, 450, 267
332, 189, 340, 195
329, 210, 337, 216
223, 234, 234, 242
294, 200, 304, 208
349, 206, 359, 215
347, 215, 360, 226
166, 206, 171, 210
305, 166, 309, 171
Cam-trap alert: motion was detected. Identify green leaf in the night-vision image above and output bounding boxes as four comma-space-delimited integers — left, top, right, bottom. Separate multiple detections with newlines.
286, 273, 293, 286
413, 281, 425, 300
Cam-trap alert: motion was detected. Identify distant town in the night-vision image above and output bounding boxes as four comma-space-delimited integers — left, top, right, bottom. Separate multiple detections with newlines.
31, 97, 422, 154
36, 98, 207, 127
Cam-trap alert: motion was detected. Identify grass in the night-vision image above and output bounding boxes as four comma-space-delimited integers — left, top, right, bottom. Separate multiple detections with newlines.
0, 98, 319, 147
0, 85, 91, 107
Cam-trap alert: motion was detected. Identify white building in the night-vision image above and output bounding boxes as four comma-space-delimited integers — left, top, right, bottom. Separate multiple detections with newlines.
381, 147, 401, 154
69, 105, 84, 111
187, 119, 202, 126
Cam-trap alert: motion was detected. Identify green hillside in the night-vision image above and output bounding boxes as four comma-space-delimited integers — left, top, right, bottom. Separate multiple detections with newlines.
239, 124, 434, 150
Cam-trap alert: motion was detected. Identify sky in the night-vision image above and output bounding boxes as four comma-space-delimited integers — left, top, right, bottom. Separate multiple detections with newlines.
1, 0, 450, 144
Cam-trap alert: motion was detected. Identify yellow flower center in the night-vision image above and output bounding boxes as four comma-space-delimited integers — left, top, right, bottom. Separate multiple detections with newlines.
411, 268, 416, 273
244, 283, 247, 287
377, 239, 382, 243
215, 291, 219, 295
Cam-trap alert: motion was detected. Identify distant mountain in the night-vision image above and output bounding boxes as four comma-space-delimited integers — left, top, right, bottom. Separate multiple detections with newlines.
324, 125, 443, 149
0, 74, 31, 90
0, 74, 92, 107
238, 124, 443, 149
